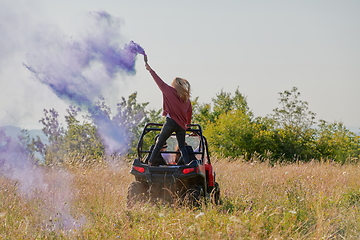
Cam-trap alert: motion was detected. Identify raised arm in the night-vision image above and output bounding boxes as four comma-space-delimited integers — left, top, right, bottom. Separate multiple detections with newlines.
145, 62, 152, 72
144, 55, 169, 91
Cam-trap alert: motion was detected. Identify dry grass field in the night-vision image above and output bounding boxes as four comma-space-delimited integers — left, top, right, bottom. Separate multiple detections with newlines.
1, 159, 359, 239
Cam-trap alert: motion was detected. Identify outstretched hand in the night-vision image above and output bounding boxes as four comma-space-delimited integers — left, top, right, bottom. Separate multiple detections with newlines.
144, 55, 152, 71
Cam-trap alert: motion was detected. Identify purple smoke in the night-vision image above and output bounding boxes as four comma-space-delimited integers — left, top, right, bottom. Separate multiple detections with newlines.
0, 128, 83, 230
0, 128, 45, 196
24, 11, 146, 155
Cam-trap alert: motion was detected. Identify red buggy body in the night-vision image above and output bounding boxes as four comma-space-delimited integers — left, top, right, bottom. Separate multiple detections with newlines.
127, 123, 220, 207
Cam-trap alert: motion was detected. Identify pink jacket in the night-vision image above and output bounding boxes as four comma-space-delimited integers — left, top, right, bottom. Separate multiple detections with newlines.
149, 69, 192, 130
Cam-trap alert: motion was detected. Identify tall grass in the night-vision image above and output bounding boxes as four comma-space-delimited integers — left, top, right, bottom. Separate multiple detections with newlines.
1, 159, 359, 239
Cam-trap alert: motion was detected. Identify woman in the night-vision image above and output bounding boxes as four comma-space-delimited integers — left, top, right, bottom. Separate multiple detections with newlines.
145, 56, 192, 166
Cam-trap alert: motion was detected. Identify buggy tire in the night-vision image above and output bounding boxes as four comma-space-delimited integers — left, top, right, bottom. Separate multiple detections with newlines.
127, 181, 148, 208
210, 182, 221, 205
184, 185, 204, 207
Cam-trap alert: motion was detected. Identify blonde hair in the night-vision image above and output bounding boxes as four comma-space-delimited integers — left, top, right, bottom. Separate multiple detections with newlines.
172, 77, 191, 102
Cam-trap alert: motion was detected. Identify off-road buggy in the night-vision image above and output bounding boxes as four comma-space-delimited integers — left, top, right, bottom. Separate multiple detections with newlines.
127, 123, 220, 207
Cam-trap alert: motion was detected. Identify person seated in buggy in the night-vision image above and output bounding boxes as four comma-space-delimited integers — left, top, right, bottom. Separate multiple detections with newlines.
145, 135, 198, 166
145, 136, 175, 165
174, 143, 197, 165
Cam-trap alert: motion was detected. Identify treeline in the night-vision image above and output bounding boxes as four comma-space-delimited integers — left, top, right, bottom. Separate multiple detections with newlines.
196, 87, 359, 163
22, 87, 360, 166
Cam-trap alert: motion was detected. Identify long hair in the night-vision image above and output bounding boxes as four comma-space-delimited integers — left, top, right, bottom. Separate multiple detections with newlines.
172, 77, 191, 102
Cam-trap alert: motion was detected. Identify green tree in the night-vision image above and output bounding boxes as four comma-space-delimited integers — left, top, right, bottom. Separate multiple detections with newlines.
202, 89, 257, 159
192, 88, 252, 130
270, 87, 317, 161
87, 92, 151, 156
272, 87, 316, 130
63, 106, 105, 164
31, 92, 153, 165
205, 109, 255, 158
191, 97, 212, 127
315, 120, 360, 163
214, 89, 250, 116
114, 92, 154, 155
251, 116, 278, 160
36, 108, 65, 165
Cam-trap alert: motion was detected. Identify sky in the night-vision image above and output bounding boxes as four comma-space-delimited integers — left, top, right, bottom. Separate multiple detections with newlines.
1, 0, 359, 133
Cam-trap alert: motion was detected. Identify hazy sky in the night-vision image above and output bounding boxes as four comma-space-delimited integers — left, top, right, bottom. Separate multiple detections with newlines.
1, 0, 359, 132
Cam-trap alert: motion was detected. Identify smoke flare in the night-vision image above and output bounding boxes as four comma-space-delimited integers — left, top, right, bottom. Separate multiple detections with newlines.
24, 11, 146, 155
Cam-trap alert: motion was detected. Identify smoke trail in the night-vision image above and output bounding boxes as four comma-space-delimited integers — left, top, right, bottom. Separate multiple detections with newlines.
0, 128, 82, 231
0, 9, 146, 232
0, 128, 45, 196
24, 11, 146, 155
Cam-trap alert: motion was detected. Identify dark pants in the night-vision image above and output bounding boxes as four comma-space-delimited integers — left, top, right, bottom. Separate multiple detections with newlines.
148, 118, 189, 165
